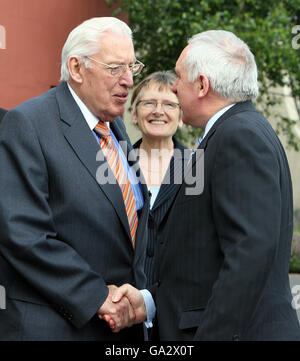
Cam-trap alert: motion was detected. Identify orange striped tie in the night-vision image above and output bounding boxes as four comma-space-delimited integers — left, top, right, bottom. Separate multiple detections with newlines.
94, 121, 138, 247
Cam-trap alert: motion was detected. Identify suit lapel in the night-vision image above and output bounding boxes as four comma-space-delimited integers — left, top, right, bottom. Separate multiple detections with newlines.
186, 101, 255, 176
55, 82, 133, 243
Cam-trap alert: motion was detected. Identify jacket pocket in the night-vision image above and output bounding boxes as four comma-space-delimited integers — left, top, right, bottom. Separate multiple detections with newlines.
8, 291, 50, 307
179, 307, 205, 330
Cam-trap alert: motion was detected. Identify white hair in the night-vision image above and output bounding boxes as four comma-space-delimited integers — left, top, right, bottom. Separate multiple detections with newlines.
60, 17, 132, 82
184, 30, 259, 102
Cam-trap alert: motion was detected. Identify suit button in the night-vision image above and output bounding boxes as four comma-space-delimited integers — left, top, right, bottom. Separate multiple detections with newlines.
157, 280, 161, 287
157, 236, 163, 245
232, 335, 240, 341
147, 250, 154, 257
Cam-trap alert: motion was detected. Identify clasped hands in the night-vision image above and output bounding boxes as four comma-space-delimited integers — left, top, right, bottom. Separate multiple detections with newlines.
97, 284, 147, 333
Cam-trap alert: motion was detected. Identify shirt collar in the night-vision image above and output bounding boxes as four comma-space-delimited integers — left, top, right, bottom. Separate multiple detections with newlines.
203, 103, 235, 139
67, 82, 107, 130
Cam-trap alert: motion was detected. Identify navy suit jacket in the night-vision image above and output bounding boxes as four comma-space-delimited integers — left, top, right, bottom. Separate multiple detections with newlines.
133, 137, 189, 287
0, 82, 149, 341
153, 101, 300, 341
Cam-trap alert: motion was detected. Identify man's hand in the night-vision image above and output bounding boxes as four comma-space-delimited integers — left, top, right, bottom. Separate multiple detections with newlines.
112, 283, 147, 324
97, 285, 135, 333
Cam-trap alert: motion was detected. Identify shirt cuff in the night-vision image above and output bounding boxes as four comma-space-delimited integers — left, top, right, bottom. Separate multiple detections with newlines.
140, 289, 156, 328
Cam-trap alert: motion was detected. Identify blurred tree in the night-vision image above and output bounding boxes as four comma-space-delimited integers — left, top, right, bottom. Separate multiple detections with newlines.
106, 0, 300, 149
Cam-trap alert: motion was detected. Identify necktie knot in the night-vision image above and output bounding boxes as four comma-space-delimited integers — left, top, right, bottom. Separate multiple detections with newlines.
95, 121, 110, 138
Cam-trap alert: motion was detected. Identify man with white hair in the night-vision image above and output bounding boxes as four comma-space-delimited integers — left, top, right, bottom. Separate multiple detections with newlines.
0, 17, 152, 340
113, 30, 300, 341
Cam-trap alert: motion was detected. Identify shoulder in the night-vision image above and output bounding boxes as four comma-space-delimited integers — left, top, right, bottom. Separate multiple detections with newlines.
11, 87, 57, 121
218, 102, 278, 147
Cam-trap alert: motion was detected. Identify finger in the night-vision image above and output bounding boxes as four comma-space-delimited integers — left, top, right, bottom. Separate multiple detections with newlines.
112, 284, 131, 303
127, 298, 136, 326
118, 296, 135, 328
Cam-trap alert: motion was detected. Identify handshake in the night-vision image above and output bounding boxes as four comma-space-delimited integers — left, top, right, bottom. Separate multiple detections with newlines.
97, 284, 147, 333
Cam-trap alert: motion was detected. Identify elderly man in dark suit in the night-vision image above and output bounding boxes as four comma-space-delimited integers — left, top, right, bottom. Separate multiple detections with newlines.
112, 30, 300, 341
0, 17, 152, 341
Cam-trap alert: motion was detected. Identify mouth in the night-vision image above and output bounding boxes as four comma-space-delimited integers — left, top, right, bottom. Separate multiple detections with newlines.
149, 120, 168, 125
114, 93, 128, 103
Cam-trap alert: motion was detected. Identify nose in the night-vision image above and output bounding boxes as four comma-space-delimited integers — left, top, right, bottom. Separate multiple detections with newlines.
119, 68, 134, 88
153, 102, 164, 115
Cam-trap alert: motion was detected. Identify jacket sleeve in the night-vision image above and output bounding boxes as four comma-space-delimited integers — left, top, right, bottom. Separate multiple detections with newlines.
0, 110, 108, 329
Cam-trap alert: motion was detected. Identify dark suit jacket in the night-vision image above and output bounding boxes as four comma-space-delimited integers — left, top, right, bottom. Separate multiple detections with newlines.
133, 138, 189, 287
0, 108, 7, 123
153, 101, 300, 341
0, 82, 149, 341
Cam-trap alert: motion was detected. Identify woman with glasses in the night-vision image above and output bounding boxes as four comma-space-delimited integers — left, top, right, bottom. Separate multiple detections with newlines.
130, 71, 189, 289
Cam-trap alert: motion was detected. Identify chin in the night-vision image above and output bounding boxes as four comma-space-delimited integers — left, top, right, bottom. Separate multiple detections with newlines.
182, 117, 192, 126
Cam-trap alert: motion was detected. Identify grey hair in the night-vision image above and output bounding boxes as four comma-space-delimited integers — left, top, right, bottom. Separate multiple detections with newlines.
184, 30, 259, 102
60, 17, 132, 82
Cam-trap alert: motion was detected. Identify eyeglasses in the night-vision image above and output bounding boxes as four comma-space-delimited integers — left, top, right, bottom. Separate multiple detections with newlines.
136, 99, 180, 112
86, 56, 144, 77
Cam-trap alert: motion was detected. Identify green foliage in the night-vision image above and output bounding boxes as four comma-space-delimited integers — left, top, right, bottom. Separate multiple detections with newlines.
290, 253, 300, 273
105, 0, 300, 148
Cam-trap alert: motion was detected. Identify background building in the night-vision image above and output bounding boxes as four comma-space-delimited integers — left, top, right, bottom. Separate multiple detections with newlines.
0, 0, 121, 109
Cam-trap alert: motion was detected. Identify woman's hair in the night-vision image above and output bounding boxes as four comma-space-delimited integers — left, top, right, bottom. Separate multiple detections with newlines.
131, 70, 177, 113
184, 30, 259, 102
60, 17, 132, 82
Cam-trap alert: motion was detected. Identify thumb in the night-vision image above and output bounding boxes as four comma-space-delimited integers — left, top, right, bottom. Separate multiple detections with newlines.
112, 284, 130, 303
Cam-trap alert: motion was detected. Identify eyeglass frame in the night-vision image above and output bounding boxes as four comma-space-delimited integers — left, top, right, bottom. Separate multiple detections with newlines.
136, 99, 181, 112
85, 56, 144, 77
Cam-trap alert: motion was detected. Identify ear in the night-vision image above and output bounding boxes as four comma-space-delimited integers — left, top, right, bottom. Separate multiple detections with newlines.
67, 56, 84, 84
131, 108, 138, 125
177, 118, 183, 129
196, 74, 210, 98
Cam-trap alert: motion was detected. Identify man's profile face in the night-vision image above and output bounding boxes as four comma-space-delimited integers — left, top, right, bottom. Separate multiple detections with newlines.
173, 46, 200, 127
79, 32, 135, 122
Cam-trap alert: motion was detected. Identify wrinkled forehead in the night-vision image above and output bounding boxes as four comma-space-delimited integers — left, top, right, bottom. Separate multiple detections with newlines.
97, 31, 135, 62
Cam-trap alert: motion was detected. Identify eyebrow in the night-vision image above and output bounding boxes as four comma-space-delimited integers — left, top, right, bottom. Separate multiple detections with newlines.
141, 98, 178, 102
105, 59, 137, 66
